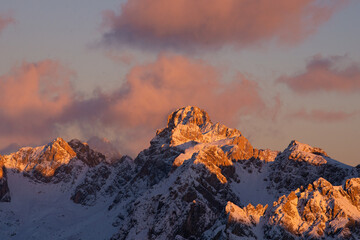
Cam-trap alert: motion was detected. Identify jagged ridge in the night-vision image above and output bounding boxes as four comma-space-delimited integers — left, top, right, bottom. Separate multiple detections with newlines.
226, 177, 360, 239
0, 106, 359, 240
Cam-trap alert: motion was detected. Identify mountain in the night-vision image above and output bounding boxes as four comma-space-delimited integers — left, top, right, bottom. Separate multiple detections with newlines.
87, 136, 122, 163
0, 106, 359, 239
2, 137, 77, 180
226, 177, 360, 239
0, 143, 21, 155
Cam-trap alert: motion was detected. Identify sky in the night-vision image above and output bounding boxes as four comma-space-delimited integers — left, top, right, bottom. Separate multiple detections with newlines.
0, 0, 359, 166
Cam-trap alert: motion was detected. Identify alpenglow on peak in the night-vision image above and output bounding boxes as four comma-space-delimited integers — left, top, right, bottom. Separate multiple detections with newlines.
167, 106, 212, 129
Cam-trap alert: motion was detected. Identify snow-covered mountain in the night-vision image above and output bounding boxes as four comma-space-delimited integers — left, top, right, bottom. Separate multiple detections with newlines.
0, 106, 359, 239
226, 177, 360, 239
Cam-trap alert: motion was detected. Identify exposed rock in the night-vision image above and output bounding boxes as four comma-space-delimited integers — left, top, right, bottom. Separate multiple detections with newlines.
71, 155, 134, 206
68, 139, 106, 167
282, 140, 328, 166
268, 140, 352, 197
226, 201, 267, 225
227, 177, 360, 239
0, 155, 10, 202
3, 137, 76, 178
0, 106, 359, 240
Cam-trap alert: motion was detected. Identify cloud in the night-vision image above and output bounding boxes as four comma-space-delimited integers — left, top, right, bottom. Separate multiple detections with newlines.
0, 55, 268, 157
101, 0, 346, 51
0, 13, 14, 35
61, 54, 266, 155
107, 55, 264, 126
278, 54, 360, 93
0, 60, 75, 147
289, 108, 359, 122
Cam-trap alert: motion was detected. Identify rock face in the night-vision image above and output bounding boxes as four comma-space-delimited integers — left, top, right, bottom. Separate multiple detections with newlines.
108, 106, 359, 239
0, 155, 10, 202
70, 155, 134, 206
68, 139, 106, 167
268, 140, 353, 197
3, 137, 76, 178
0, 106, 359, 240
226, 178, 360, 239
109, 106, 281, 239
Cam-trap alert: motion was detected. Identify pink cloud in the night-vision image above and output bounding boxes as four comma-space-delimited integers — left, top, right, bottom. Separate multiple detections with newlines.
107, 54, 264, 127
289, 109, 359, 122
0, 60, 75, 147
0, 55, 269, 156
101, 0, 346, 51
0, 13, 14, 35
61, 54, 266, 155
278, 54, 360, 93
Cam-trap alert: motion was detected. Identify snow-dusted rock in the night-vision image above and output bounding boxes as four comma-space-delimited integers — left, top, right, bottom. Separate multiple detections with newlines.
68, 139, 106, 167
0, 155, 10, 202
87, 136, 122, 163
71, 155, 134, 206
0, 106, 359, 240
3, 137, 76, 179
281, 140, 328, 166
225, 177, 360, 239
226, 201, 267, 225
268, 140, 353, 197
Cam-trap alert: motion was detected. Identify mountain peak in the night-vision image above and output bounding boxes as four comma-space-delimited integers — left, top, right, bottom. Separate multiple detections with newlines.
288, 140, 328, 157
3, 137, 76, 177
280, 140, 328, 166
167, 106, 212, 129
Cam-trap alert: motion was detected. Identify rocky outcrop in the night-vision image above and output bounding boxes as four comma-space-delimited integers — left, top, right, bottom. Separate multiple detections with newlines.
0, 106, 359, 239
226, 178, 360, 239
71, 155, 134, 206
225, 202, 267, 239
110, 106, 278, 239
268, 140, 352, 197
226, 201, 267, 225
3, 137, 76, 178
0, 155, 10, 202
68, 139, 106, 167
109, 106, 360, 239
281, 140, 328, 166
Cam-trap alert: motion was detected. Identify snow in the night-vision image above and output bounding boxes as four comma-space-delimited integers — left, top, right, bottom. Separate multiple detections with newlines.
230, 163, 276, 206
1, 106, 360, 239
0, 170, 118, 240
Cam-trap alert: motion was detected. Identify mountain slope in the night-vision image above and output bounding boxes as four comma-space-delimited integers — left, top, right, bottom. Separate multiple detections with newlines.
0, 138, 129, 239
2, 138, 77, 180
226, 177, 360, 239
109, 106, 359, 239
0, 154, 10, 202
0, 106, 358, 240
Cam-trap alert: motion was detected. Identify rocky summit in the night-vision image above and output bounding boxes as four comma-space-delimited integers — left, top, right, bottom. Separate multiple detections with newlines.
0, 106, 359, 240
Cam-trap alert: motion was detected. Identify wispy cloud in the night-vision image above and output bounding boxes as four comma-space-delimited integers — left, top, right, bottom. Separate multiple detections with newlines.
62, 54, 266, 154
278, 54, 360, 93
0, 55, 291, 156
288, 108, 359, 122
0, 13, 14, 35
101, 0, 346, 51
